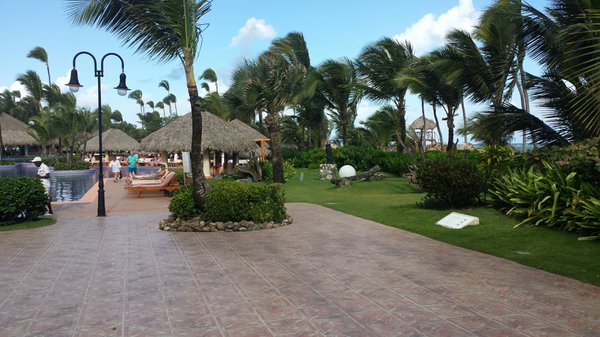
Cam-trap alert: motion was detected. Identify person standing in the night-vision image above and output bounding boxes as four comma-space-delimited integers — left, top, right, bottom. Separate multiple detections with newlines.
127, 151, 139, 178
32, 157, 53, 215
109, 156, 122, 182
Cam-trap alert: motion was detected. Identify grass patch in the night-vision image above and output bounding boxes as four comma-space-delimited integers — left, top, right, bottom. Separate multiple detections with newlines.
0, 217, 55, 232
284, 169, 600, 286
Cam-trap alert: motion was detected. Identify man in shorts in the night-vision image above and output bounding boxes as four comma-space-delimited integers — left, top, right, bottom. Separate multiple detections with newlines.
32, 157, 53, 214
127, 151, 139, 178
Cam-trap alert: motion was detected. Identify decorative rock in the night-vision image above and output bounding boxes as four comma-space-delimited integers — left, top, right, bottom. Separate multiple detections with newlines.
265, 223, 273, 229
319, 163, 338, 180
239, 227, 247, 231
240, 220, 250, 228
215, 222, 225, 230
202, 226, 210, 232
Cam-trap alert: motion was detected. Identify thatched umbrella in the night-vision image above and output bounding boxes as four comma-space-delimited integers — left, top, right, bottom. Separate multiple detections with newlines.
85, 128, 139, 152
409, 117, 437, 130
0, 113, 38, 146
140, 112, 256, 154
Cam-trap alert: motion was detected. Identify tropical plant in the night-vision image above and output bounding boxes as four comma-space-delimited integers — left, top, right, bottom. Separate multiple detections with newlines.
159, 80, 173, 115
199, 68, 219, 94
318, 58, 363, 146
16, 70, 44, 116
26, 46, 51, 85
67, 0, 213, 210
356, 38, 414, 152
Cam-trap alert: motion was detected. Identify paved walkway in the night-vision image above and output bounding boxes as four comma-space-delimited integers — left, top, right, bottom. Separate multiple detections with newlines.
0, 182, 599, 336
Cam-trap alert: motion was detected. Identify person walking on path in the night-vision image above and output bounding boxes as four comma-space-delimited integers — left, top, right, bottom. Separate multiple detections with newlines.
32, 156, 53, 214
127, 152, 139, 178
109, 156, 122, 182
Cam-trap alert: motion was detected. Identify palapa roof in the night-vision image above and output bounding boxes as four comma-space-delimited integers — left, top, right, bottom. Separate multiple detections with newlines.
409, 117, 437, 131
228, 119, 268, 157
228, 119, 268, 142
0, 113, 38, 146
85, 128, 140, 152
140, 112, 258, 154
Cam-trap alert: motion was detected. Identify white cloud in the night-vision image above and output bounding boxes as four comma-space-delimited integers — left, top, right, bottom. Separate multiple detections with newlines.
393, 0, 479, 55
230, 17, 276, 51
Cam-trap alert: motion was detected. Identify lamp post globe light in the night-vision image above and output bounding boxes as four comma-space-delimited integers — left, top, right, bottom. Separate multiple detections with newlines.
66, 52, 129, 217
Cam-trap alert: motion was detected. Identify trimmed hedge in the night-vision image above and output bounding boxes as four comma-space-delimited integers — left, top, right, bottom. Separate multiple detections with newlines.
282, 146, 481, 176
416, 158, 486, 209
203, 181, 286, 223
168, 184, 197, 220
0, 177, 48, 224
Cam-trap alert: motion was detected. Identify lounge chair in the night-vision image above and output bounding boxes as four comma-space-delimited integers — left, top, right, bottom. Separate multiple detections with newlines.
125, 171, 179, 197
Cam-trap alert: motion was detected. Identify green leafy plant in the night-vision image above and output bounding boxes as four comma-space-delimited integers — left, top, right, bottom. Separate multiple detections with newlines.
490, 161, 600, 238
283, 161, 297, 181
203, 181, 286, 223
0, 160, 16, 165
52, 160, 90, 171
415, 159, 486, 209
168, 184, 197, 220
262, 161, 273, 182
0, 177, 47, 225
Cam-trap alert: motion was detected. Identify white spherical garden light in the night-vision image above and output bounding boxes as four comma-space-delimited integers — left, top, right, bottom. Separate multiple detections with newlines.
339, 165, 356, 178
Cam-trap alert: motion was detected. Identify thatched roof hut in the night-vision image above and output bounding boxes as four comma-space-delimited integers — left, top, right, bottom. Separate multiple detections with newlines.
140, 112, 258, 154
0, 113, 38, 146
228, 119, 268, 142
409, 117, 437, 130
85, 128, 139, 152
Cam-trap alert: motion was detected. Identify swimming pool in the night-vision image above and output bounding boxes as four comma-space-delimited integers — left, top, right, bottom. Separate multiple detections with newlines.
0, 164, 160, 202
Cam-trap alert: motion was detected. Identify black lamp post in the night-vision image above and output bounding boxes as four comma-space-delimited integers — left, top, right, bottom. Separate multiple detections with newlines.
66, 52, 129, 217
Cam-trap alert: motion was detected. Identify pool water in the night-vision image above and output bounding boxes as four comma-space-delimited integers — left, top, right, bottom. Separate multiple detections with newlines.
0, 164, 160, 202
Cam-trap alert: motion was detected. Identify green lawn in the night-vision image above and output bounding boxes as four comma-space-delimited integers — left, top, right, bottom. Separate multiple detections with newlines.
284, 169, 600, 286
0, 217, 55, 232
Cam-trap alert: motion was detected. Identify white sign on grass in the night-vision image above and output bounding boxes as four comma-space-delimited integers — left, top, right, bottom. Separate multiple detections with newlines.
436, 212, 479, 229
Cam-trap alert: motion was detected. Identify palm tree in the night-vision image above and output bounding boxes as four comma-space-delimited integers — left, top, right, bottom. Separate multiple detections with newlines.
79, 107, 97, 157
318, 58, 363, 146
199, 68, 219, 94
168, 93, 178, 115
155, 101, 166, 117
356, 38, 414, 152
128, 89, 145, 115
146, 100, 155, 112
27, 46, 51, 85
158, 80, 173, 115
28, 112, 58, 156
362, 105, 402, 150
16, 70, 44, 116
67, 0, 212, 210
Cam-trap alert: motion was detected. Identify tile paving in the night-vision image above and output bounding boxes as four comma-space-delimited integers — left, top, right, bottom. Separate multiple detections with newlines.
0, 181, 599, 336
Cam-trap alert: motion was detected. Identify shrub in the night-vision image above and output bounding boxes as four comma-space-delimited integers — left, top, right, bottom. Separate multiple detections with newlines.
262, 161, 273, 182
203, 181, 286, 223
513, 137, 600, 186
0, 177, 47, 224
168, 184, 197, 220
172, 167, 185, 185
415, 159, 486, 209
52, 160, 90, 171
283, 161, 297, 181
490, 161, 600, 238
0, 160, 16, 165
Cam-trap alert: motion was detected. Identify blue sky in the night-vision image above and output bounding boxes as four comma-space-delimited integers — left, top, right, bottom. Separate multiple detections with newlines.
0, 0, 549, 136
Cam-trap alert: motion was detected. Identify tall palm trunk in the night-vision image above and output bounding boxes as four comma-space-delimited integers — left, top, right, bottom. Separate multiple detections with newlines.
419, 98, 425, 158
461, 97, 468, 145
395, 99, 407, 152
446, 106, 455, 152
185, 64, 209, 210
266, 112, 284, 183
432, 103, 444, 149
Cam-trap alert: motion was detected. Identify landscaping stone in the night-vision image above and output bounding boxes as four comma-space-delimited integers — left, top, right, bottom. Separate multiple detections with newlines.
159, 215, 292, 233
